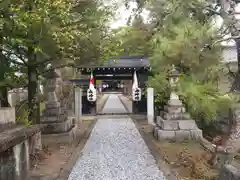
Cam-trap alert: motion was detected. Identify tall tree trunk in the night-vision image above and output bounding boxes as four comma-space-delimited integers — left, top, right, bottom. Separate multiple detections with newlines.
0, 52, 10, 107
28, 65, 40, 124
27, 45, 40, 124
0, 31, 9, 107
26, 1, 40, 124
0, 87, 10, 107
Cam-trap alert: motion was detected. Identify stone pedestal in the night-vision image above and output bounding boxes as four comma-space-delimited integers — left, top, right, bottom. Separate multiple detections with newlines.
153, 93, 202, 142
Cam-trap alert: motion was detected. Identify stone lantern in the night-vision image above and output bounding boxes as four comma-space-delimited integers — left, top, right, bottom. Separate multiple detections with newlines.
153, 64, 203, 142
41, 69, 75, 139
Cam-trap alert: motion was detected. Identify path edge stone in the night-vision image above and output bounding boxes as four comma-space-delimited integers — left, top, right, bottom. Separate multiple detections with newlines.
97, 94, 110, 114
118, 94, 131, 113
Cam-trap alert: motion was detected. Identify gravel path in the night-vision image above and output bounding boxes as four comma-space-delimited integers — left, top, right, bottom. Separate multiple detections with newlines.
68, 95, 166, 180
101, 94, 127, 114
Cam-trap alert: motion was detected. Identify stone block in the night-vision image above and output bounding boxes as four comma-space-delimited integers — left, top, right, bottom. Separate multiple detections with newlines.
41, 114, 66, 123
164, 106, 185, 114
163, 112, 192, 120
157, 129, 175, 140
167, 98, 183, 106
41, 118, 73, 134
163, 112, 182, 120
178, 120, 198, 130
44, 107, 64, 116
190, 129, 203, 140
175, 130, 191, 142
158, 119, 179, 130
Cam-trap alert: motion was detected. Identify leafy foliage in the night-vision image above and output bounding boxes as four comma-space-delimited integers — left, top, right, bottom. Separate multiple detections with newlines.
148, 1, 236, 125
150, 17, 221, 74
0, 0, 113, 123
116, 0, 236, 125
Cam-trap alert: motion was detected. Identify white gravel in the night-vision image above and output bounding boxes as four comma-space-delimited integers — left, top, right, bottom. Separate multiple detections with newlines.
68, 95, 166, 180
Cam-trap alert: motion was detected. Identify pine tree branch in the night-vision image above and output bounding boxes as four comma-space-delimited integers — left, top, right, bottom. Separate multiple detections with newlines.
212, 36, 240, 46
201, 36, 240, 52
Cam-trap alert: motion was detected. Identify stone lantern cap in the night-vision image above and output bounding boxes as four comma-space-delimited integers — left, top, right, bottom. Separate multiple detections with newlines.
168, 64, 181, 78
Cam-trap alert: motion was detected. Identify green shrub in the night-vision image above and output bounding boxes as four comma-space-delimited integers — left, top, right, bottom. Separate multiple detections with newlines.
178, 76, 234, 126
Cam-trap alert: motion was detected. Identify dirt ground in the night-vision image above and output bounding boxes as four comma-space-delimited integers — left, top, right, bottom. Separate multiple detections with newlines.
136, 119, 219, 180
29, 119, 94, 180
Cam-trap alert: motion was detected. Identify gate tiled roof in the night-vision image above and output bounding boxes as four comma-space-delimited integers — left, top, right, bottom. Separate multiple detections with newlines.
102, 56, 149, 68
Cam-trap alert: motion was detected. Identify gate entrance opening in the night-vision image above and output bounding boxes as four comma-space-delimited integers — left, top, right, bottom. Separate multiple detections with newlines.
71, 56, 151, 115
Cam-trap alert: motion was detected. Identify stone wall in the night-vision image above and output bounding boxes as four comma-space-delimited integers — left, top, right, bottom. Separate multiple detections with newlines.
0, 125, 42, 180
0, 140, 29, 180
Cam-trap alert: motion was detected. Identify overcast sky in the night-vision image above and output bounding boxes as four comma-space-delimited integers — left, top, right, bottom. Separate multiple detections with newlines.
109, 1, 136, 29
